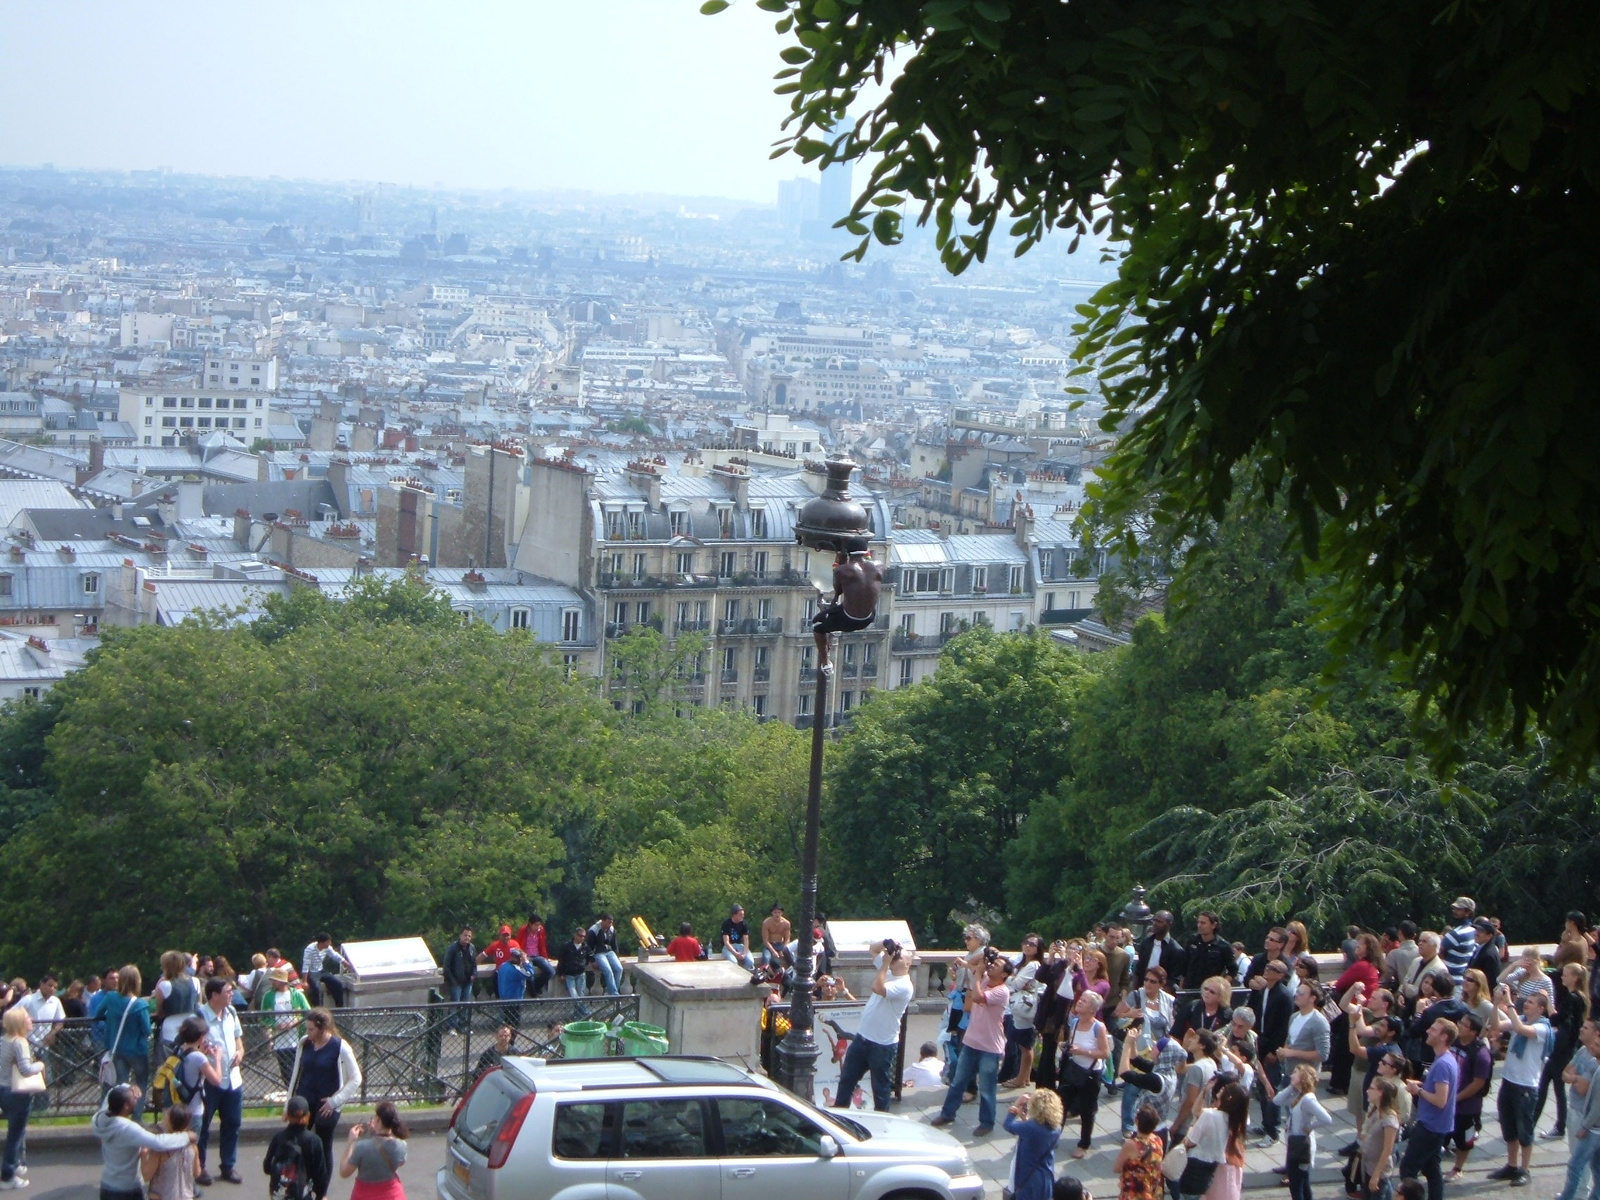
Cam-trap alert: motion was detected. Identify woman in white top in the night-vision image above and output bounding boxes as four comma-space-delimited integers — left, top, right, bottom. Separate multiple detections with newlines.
1062, 989, 1111, 1159
2, 1006, 45, 1189
1178, 1081, 1228, 1200
1116, 965, 1176, 1053
1002, 936, 1045, 1089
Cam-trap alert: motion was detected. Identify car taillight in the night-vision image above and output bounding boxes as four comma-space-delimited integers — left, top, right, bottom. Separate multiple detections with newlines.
486, 1092, 535, 1170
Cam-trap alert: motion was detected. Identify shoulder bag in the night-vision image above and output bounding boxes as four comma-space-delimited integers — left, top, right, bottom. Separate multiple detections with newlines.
9, 1038, 46, 1094
99, 996, 137, 1086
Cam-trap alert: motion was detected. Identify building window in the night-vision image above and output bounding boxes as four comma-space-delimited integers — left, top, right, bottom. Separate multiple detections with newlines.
719, 508, 734, 538
899, 613, 914, 634
613, 601, 629, 624
145, 396, 154, 407
235, 398, 248, 410
905, 568, 949, 595
900, 658, 914, 687
562, 653, 580, 671
0, 575, 10, 597
253, 418, 263, 427
756, 598, 773, 621
162, 416, 177, 427
722, 646, 737, 671
752, 550, 768, 578
636, 601, 651, 625
669, 510, 685, 536
1039, 550, 1054, 579
562, 609, 581, 641
82, 574, 100, 595
723, 598, 739, 622
180, 417, 194, 428
1009, 565, 1025, 593
181, 397, 194, 408
676, 551, 694, 575
797, 692, 811, 716
633, 552, 647, 579
676, 601, 691, 628
840, 691, 854, 712
610, 554, 624, 576
719, 551, 737, 577
233, 418, 246, 429
198, 397, 212, 409
751, 510, 767, 538
606, 511, 625, 540
753, 694, 767, 717
940, 611, 957, 634
197, 417, 212, 428
627, 511, 642, 538
163, 397, 177, 408
971, 565, 988, 592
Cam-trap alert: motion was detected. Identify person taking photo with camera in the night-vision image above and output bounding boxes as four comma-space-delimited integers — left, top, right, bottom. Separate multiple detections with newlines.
833, 939, 917, 1112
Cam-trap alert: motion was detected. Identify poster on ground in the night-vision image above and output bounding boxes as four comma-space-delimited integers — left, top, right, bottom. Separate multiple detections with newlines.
813, 1000, 868, 1109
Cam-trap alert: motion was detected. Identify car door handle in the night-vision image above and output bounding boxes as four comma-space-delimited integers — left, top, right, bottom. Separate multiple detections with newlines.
616, 1170, 642, 1180
731, 1168, 756, 1178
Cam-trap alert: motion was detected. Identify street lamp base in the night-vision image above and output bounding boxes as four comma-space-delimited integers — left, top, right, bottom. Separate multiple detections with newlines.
772, 1026, 820, 1101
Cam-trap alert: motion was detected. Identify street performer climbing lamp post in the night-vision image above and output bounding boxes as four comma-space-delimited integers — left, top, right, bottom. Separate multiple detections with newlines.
774, 458, 881, 1100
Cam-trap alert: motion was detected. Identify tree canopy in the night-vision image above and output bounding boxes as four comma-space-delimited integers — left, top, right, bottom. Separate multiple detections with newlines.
738, 0, 1600, 766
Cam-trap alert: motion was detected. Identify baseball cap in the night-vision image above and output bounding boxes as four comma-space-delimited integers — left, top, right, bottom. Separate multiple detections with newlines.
1451, 896, 1476, 913
500, 924, 513, 935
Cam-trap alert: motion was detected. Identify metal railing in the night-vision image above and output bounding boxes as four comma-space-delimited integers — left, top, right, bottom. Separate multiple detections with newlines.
25, 993, 639, 1117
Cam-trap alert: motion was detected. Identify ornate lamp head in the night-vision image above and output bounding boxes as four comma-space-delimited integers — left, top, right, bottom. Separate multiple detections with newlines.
795, 459, 871, 553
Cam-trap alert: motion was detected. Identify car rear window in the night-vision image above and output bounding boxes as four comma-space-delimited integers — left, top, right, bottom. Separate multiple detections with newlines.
456, 1075, 521, 1155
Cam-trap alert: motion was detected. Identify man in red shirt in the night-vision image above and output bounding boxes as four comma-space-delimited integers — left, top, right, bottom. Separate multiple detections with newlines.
480, 925, 520, 969
514, 915, 554, 997
667, 923, 703, 962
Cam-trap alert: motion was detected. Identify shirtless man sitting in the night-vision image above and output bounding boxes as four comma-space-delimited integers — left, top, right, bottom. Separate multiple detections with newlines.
812, 537, 883, 674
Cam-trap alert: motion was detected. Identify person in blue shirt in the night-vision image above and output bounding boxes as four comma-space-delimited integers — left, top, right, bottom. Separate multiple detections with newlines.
1003, 1088, 1063, 1200
495, 948, 534, 1030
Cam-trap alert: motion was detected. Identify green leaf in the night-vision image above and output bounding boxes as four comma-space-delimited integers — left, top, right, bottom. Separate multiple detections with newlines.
699, 0, 729, 13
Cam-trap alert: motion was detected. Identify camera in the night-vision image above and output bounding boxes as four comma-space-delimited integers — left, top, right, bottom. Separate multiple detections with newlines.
882, 938, 901, 961
982, 945, 1000, 966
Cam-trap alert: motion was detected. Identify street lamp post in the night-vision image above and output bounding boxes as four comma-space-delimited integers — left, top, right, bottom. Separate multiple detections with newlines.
773, 459, 872, 1101
1119, 884, 1154, 945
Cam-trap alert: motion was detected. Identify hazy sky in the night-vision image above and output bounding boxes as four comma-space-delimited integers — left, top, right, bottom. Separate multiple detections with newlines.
0, 1, 812, 202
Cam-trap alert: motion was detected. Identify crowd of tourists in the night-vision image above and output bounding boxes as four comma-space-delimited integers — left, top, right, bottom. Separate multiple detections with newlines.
926, 898, 1600, 1200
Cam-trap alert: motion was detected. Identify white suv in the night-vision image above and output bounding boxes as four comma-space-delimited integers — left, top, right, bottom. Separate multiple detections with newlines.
437, 1055, 984, 1200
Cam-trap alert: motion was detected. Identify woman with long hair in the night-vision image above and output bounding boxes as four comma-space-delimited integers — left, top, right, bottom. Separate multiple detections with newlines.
1202, 1082, 1250, 1200
1003, 1089, 1063, 1200
339, 1100, 409, 1200
1359, 1078, 1403, 1200
1, 1006, 44, 1189
1536, 964, 1590, 1138
95, 965, 152, 1123
1284, 922, 1311, 961
1275, 1063, 1333, 1200
1328, 934, 1385, 1095
1002, 935, 1045, 1089
1460, 968, 1498, 1035
288, 1009, 363, 1200
1032, 941, 1071, 1091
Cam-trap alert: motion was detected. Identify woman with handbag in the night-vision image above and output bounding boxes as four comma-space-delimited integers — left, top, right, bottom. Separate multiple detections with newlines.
1059, 989, 1112, 1159
1003, 936, 1046, 1089
95, 966, 153, 1124
2, 1006, 45, 1189
1275, 1064, 1333, 1200
1201, 1083, 1249, 1200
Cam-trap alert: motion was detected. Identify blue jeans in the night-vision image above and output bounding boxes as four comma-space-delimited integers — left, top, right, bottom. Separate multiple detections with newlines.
1555, 1130, 1600, 1200
1, 1089, 30, 1182
562, 973, 591, 1016
723, 944, 755, 970
198, 1083, 242, 1172
593, 950, 623, 995
112, 1052, 151, 1123
527, 957, 554, 997
835, 1037, 896, 1111
939, 1045, 1001, 1128
448, 981, 473, 1030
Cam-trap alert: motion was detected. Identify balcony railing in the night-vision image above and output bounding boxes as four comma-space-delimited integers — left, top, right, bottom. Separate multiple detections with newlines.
841, 661, 859, 677
711, 569, 809, 589
720, 667, 739, 683
674, 620, 712, 634
718, 617, 785, 636
1039, 607, 1095, 626
753, 667, 771, 683
861, 660, 878, 678
890, 629, 959, 653
799, 666, 817, 683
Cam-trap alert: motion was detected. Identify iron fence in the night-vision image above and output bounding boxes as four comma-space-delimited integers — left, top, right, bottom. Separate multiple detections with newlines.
26, 993, 639, 1117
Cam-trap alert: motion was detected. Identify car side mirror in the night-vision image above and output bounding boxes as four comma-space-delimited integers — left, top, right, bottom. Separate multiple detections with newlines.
818, 1134, 840, 1160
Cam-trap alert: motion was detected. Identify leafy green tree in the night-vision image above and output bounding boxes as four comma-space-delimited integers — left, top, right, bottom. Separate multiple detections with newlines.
250, 569, 458, 645
741, 0, 1600, 765
606, 626, 708, 715
825, 628, 1090, 943
596, 818, 766, 953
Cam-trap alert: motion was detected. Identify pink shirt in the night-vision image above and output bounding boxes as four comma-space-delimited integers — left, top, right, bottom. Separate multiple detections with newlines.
963, 983, 1010, 1055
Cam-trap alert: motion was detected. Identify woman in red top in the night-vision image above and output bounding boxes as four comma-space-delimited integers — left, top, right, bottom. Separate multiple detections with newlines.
1327, 932, 1385, 1095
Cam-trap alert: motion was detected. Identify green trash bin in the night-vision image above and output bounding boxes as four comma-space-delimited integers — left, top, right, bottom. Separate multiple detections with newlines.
620, 1021, 669, 1057
560, 1020, 610, 1059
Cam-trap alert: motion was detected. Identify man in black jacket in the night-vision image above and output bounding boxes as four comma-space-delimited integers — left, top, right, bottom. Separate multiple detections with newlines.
1182, 911, 1239, 988
1250, 958, 1295, 1143
442, 927, 477, 1033
1244, 927, 1290, 987
1134, 911, 1186, 988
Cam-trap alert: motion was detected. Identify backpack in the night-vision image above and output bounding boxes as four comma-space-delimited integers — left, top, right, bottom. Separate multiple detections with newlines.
268, 1131, 312, 1200
149, 1049, 200, 1113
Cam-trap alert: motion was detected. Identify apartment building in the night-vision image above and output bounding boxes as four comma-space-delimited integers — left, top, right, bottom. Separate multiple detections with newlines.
515, 453, 894, 726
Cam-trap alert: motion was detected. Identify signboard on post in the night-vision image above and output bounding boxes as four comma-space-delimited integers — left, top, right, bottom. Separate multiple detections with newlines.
341, 937, 440, 1007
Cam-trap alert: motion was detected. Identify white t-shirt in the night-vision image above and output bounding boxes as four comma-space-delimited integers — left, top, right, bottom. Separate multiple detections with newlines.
1502, 1019, 1552, 1089
270, 989, 301, 1051
1148, 942, 1164, 971
1188, 1106, 1230, 1164
19, 992, 64, 1047
857, 972, 914, 1046
1288, 1010, 1311, 1048
903, 1056, 945, 1087
1008, 960, 1042, 1029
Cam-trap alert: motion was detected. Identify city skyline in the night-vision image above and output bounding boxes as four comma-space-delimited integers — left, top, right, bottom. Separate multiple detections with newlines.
0, 0, 810, 203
